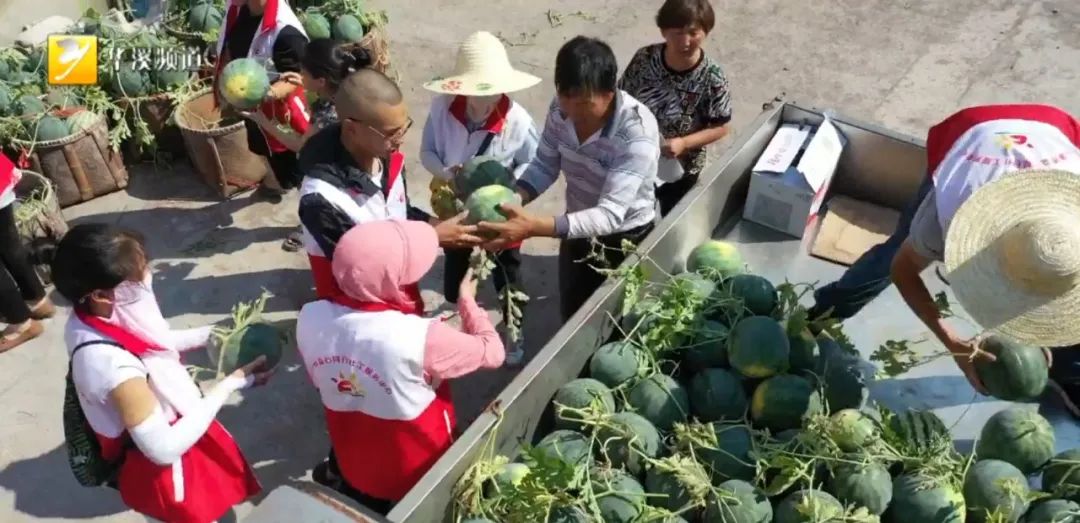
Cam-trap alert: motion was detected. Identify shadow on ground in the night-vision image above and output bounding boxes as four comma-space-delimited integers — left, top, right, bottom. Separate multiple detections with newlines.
870, 375, 993, 411
152, 262, 314, 317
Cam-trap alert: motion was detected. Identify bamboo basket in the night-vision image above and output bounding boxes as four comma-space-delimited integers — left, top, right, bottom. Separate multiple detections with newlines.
175, 88, 270, 197
357, 25, 392, 75
119, 93, 187, 161
11, 112, 129, 208
13, 170, 67, 285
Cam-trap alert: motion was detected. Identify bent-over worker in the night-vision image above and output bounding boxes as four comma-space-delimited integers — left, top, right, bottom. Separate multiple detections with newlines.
808, 104, 1080, 417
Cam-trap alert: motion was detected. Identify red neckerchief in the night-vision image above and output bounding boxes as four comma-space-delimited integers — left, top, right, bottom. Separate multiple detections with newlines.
448, 95, 510, 133
75, 310, 164, 357
328, 284, 424, 317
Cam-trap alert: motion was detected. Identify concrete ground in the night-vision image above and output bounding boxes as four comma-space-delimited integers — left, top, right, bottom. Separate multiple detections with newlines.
1, 0, 1078, 521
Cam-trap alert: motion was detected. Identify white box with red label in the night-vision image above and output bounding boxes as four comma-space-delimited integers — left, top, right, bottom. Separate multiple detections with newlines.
742, 117, 846, 238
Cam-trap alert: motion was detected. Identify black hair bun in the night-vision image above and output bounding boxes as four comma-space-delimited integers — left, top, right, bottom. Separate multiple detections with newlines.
340, 44, 372, 72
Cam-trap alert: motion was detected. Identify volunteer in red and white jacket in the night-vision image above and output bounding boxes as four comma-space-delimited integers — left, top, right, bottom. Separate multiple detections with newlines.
296, 68, 482, 302
808, 104, 1080, 416
52, 224, 271, 523
419, 31, 541, 367
0, 155, 55, 353
296, 220, 505, 514
214, 0, 311, 196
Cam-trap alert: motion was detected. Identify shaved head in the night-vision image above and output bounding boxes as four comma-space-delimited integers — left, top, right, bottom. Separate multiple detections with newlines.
334, 69, 404, 121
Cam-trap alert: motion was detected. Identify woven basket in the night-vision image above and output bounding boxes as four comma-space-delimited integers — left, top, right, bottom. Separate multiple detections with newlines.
13, 170, 67, 285
11, 112, 129, 208
119, 93, 187, 161
175, 88, 270, 197
358, 25, 392, 75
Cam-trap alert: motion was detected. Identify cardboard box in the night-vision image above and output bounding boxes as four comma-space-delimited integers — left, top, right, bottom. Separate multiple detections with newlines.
742, 117, 847, 238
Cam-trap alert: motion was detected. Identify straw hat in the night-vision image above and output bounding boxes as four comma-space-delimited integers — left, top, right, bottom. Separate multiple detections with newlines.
944, 168, 1080, 347
423, 31, 541, 96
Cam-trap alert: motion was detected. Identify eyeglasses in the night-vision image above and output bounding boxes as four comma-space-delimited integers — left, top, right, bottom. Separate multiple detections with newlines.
345, 116, 414, 142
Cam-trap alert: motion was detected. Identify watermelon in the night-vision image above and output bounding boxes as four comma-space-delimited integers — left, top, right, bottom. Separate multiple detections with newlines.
464, 185, 516, 225
703, 479, 772, 523
774, 489, 844, 523
460, 519, 497, 523
787, 323, 819, 374
301, 12, 332, 40
596, 412, 660, 476
534, 430, 591, 469
976, 407, 1055, 475
672, 271, 717, 303
728, 315, 790, 378
750, 374, 822, 431
15, 94, 45, 117
205, 323, 282, 376
964, 459, 1031, 523
1022, 499, 1080, 523
827, 462, 892, 515
589, 341, 641, 388
111, 64, 153, 97
688, 368, 747, 422
974, 335, 1048, 402
493, 462, 530, 491
22, 47, 45, 73
683, 319, 729, 371
886, 409, 951, 459
627, 374, 689, 431
552, 378, 615, 432
698, 423, 756, 483
7, 71, 41, 87
726, 274, 777, 316
547, 506, 590, 522
332, 14, 366, 42
592, 468, 646, 522
45, 88, 79, 109
1042, 449, 1080, 501
455, 155, 515, 198
153, 69, 192, 91
621, 296, 660, 334
0, 59, 10, 80
815, 333, 869, 412
827, 409, 878, 452
685, 240, 744, 279
218, 58, 271, 110
888, 474, 965, 523
0, 84, 12, 116
26, 116, 71, 142
189, 4, 224, 32
65, 110, 100, 135
644, 459, 701, 512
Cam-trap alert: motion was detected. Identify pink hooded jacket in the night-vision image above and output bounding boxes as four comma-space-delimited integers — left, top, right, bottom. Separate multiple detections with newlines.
330, 219, 506, 379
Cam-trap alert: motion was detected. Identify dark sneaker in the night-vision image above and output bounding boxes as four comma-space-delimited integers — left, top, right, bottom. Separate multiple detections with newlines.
312, 459, 342, 491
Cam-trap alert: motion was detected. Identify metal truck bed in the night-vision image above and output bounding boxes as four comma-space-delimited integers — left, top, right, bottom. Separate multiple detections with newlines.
387, 103, 1080, 522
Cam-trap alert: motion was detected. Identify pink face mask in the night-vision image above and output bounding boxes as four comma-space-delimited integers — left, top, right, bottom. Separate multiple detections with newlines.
110, 269, 175, 350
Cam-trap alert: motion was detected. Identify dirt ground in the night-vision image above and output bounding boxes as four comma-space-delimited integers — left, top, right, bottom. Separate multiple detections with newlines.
1, 0, 1078, 521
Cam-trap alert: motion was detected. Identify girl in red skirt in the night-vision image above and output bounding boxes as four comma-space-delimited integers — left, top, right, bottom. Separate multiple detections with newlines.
51, 224, 273, 523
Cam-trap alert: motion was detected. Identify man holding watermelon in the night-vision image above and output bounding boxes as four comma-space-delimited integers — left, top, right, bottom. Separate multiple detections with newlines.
478, 36, 662, 322
808, 104, 1080, 416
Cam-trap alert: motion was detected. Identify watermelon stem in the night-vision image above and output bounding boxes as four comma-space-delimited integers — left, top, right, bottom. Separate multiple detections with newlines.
209, 290, 272, 378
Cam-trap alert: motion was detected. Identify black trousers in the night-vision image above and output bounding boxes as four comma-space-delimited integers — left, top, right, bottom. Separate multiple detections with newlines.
656, 174, 699, 218
0, 204, 45, 324
245, 118, 300, 190
443, 247, 524, 319
326, 449, 395, 515
558, 223, 653, 322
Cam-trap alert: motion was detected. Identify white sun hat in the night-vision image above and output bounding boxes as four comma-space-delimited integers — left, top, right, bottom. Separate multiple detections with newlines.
944, 168, 1080, 347
423, 31, 541, 96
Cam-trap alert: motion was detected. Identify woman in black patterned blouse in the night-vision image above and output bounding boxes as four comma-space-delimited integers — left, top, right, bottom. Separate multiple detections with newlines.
619, 0, 733, 217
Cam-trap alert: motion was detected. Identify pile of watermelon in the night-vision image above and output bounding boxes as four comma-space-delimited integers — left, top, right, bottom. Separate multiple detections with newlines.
0, 85, 104, 143
454, 239, 1076, 523
299, 1, 389, 45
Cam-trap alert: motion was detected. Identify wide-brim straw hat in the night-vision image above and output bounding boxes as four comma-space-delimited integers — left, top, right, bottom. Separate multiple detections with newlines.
423, 31, 541, 96
944, 168, 1080, 347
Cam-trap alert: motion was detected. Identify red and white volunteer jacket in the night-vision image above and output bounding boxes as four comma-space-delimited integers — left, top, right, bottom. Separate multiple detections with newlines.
66, 316, 259, 523
0, 154, 21, 209
296, 299, 455, 502
926, 104, 1080, 231
296, 125, 432, 300
214, 0, 311, 153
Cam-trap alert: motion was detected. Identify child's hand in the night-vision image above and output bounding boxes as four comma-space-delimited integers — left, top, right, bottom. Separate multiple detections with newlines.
447, 164, 463, 177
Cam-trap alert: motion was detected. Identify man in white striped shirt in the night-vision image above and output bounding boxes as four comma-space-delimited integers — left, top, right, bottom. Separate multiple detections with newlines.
479, 36, 661, 321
